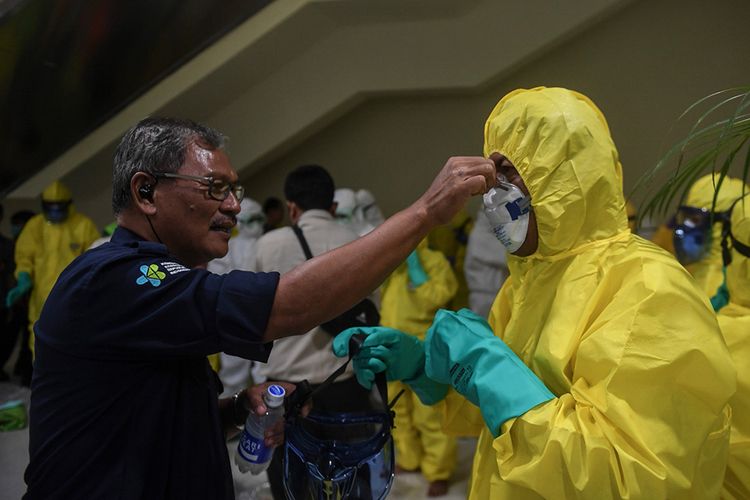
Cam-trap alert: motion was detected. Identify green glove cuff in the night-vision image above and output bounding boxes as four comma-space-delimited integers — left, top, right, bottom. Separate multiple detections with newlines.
6, 272, 32, 308
403, 368, 448, 406
425, 309, 555, 438
710, 269, 729, 312
406, 251, 428, 288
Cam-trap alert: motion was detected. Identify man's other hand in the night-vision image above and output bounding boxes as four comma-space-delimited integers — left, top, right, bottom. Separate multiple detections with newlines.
244, 381, 305, 448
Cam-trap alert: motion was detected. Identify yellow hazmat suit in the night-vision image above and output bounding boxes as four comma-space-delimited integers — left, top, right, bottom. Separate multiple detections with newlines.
427, 208, 472, 310
15, 181, 99, 353
442, 87, 735, 499
380, 242, 458, 482
683, 174, 747, 296
719, 198, 750, 499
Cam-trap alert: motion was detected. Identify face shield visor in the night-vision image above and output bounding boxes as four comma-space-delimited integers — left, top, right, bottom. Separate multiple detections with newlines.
673, 206, 716, 265
284, 411, 394, 500
283, 334, 398, 500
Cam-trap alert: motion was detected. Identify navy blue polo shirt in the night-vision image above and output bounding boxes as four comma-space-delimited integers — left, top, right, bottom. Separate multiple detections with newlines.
24, 227, 279, 500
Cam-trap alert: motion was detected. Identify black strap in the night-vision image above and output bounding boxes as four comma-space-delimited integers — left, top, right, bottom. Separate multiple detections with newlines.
291, 225, 314, 260
284, 334, 401, 421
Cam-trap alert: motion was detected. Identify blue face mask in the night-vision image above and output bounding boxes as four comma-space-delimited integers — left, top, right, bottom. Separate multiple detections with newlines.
42, 201, 70, 224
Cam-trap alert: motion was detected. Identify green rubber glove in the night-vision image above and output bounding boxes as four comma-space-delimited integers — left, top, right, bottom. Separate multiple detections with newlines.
333, 327, 448, 405
710, 268, 729, 312
406, 251, 428, 288
425, 308, 555, 437
6, 272, 32, 308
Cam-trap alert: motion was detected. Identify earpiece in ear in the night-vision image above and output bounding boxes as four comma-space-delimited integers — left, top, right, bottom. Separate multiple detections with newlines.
139, 184, 154, 201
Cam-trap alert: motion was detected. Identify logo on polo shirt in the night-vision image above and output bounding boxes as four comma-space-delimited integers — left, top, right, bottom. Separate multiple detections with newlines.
136, 264, 167, 287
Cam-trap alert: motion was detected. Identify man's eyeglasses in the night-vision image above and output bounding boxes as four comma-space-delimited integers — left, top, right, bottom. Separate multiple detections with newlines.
154, 172, 244, 202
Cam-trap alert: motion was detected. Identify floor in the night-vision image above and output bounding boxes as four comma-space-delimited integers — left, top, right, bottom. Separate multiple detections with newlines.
0, 376, 475, 500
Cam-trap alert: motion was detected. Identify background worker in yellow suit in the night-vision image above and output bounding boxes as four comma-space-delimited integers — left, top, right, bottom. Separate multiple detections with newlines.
335, 87, 736, 499
379, 239, 457, 497
717, 196, 750, 499
671, 173, 747, 297
427, 208, 472, 310
6, 181, 99, 354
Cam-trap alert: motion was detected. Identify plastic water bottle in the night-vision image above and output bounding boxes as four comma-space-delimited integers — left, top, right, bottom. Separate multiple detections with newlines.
235, 384, 286, 474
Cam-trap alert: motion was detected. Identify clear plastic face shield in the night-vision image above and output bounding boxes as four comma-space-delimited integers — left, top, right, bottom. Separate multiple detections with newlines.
283, 334, 398, 500
284, 412, 394, 500
482, 174, 532, 252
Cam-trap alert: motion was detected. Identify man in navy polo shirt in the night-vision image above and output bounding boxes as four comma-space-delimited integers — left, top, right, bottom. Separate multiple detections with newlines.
23, 117, 495, 499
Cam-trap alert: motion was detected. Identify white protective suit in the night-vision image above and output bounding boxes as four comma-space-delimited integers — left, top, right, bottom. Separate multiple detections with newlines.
207, 198, 265, 394
464, 207, 509, 318
335, 188, 375, 236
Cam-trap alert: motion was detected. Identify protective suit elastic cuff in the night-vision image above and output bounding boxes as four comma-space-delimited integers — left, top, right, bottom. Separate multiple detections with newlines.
403, 369, 448, 406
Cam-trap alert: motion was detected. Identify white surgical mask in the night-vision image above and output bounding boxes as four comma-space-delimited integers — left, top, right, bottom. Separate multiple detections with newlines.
483, 175, 532, 253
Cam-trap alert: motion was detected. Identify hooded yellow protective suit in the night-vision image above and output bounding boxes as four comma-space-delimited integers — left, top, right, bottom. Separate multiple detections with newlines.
683, 174, 747, 296
441, 87, 735, 499
380, 241, 458, 481
718, 197, 750, 500
15, 181, 99, 353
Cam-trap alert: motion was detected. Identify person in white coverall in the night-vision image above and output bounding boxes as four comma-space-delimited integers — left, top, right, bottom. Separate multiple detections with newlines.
464, 207, 509, 318
355, 189, 386, 229
335, 187, 375, 236
207, 197, 266, 394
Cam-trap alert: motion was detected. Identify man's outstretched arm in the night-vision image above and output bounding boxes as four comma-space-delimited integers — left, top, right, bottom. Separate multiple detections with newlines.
264, 156, 495, 341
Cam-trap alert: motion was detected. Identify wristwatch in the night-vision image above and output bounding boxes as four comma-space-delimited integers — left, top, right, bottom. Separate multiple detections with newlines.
232, 391, 249, 430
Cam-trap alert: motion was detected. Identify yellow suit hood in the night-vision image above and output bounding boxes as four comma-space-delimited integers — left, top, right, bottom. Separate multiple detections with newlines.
484, 87, 629, 258
41, 181, 72, 203
684, 174, 748, 294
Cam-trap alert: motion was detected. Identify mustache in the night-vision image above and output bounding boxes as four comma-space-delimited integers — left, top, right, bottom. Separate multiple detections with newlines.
210, 216, 237, 228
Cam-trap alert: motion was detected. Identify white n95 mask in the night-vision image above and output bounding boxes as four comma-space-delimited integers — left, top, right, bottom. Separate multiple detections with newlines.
483, 175, 532, 253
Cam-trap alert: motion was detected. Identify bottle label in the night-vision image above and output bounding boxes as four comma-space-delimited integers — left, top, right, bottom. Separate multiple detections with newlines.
238, 429, 272, 463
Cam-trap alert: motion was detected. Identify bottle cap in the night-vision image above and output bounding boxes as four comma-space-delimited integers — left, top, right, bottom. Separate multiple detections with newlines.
265, 384, 286, 408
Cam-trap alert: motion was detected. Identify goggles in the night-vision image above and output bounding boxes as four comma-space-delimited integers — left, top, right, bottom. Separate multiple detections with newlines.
673, 206, 729, 266
42, 201, 71, 223
283, 334, 400, 500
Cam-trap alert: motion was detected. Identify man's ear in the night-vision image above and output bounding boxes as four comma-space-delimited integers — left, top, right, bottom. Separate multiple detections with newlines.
329, 201, 338, 217
131, 172, 157, 216
287, 201, 301, 224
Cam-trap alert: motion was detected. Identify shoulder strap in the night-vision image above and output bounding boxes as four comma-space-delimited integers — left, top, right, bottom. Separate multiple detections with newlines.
291, 224, 314, 260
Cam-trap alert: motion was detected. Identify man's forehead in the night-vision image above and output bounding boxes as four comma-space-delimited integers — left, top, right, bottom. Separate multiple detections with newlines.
180, 143, 238, 181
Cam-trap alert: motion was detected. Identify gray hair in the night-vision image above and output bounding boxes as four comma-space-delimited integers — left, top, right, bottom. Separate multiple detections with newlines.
112, 117, 226, 214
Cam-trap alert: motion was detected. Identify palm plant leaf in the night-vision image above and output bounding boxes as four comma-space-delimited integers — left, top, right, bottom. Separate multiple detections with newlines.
636, 86, 750, 224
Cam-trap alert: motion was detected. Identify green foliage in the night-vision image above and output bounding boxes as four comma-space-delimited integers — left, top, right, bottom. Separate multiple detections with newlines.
637, 86, 750, 224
